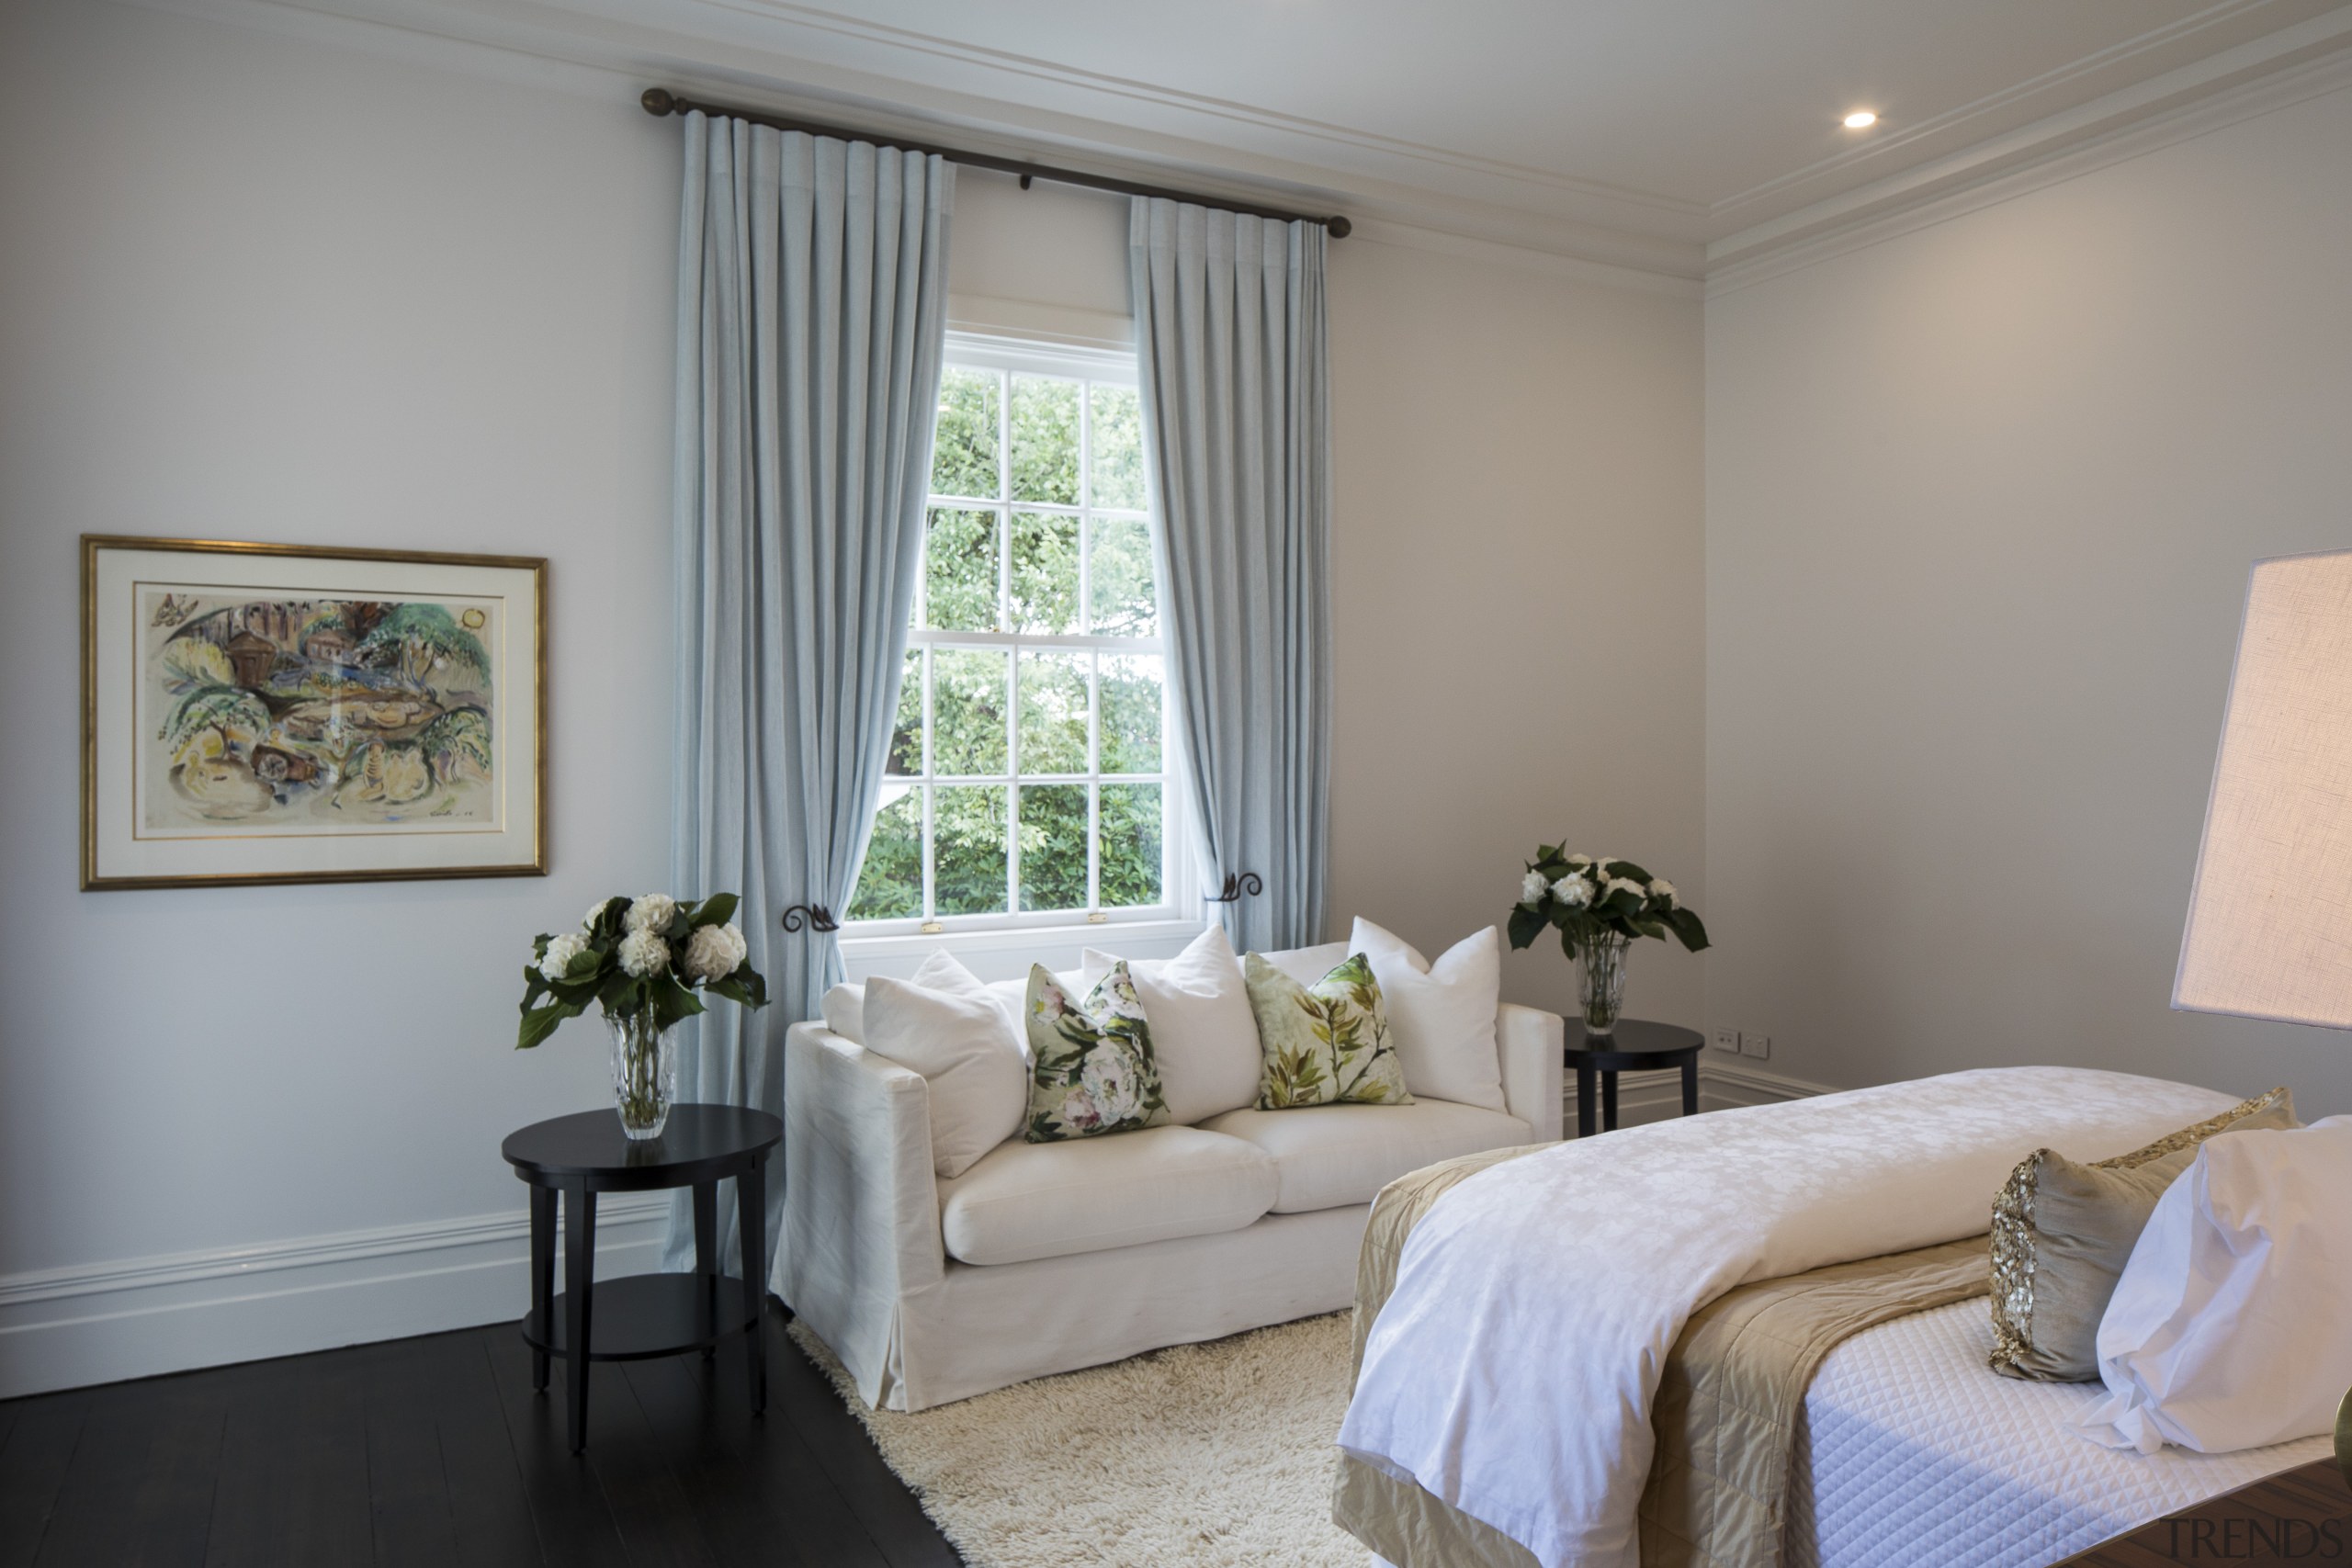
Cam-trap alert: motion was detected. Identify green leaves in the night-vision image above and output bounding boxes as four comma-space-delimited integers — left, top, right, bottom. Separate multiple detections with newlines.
1508, 905, 1549, 952
1664, 907, 1711, 953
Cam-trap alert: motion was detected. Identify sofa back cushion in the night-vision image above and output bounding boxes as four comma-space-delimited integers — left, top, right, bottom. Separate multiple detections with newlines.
1081, 926, 1261, 1124
1258, 941, 1351, 987
820, 981, 866, 1043
1349, 919, 1507, 1113
862, 952, 1028, 1179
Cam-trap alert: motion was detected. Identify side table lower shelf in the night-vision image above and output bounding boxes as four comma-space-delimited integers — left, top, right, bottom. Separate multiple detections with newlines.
522, 1273, 763, 1361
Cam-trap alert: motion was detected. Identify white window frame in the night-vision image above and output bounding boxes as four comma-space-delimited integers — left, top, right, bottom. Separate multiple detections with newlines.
841, 332, 1199, 952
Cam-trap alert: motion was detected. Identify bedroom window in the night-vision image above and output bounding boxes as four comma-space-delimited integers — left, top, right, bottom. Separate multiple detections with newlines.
845, 335, 1180, 932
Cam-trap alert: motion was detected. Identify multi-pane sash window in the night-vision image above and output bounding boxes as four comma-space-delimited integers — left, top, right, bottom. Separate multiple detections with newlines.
847, 336, 1176, 930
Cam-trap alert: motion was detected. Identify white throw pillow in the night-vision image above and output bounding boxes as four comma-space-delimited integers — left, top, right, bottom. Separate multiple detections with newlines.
1081, 926, 1260, 1123
1258, 941, 1351, 988
1350, 919, 1506, 1112
820, 981, 865, 1043
861, 952, 1028, 1179
2077, 1116, 2352, 1455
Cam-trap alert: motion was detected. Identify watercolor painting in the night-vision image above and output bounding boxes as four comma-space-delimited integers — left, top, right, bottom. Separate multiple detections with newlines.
139, 590, 501, 834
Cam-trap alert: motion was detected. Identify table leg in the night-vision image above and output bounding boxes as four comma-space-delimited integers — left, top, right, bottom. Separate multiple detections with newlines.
1602, 1069, 1620, 1132
1682, 1058, 1700, 1118
528, 1186, 555, 1393
1575, 1058, 1596, 1139
694, 1180, 718, 1359
738, 1157, 767, 1416
564, 1185, 596, 1454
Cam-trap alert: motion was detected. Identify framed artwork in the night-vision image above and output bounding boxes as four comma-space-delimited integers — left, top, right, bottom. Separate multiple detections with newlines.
82, 536, 547, 890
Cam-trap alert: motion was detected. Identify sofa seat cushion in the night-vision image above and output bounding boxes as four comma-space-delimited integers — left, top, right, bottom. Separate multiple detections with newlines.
937, 1125, 1277, 1266
1197, 1100, 1532, 1214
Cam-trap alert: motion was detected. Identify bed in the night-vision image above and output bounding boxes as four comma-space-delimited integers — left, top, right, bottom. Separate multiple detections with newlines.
1332, 1067, 2327, 1568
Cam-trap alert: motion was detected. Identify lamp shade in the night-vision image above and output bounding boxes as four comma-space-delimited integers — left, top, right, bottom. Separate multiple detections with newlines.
2176, 548, 2352, 1028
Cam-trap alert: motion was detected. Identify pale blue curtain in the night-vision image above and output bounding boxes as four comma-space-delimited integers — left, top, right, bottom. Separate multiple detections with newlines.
1129, 197, 1331, 953
662, 114, 954, 1272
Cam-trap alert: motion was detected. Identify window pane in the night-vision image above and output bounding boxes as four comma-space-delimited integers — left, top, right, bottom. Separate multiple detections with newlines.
931, 367, 1001, 500
1098, 784, 1163, 908
931, 649, 1009, 775
1008, 513, 1080, 634
1018, 784, 1089, 913
848, 786, 923, 920
1009, 376, 1080, 505
1088, 516, 1157, 636
933, 785, 1009, 916
1099, 654, 1162, 774
1090, 384, 1146, 510
1017, 651, 1089, 775
885, 649, 923, 775
924, 509, 1000, 632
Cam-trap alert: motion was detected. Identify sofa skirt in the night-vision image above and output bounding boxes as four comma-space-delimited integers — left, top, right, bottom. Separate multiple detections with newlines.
797, 1203, 1369, 1412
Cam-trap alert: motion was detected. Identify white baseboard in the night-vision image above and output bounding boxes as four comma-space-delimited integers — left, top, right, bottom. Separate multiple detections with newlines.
0, 1192, 673, 1399
1566, 1056, 1832, 1132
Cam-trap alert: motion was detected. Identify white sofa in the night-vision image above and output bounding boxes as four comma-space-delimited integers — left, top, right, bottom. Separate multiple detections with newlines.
777, 996, 1562, 1412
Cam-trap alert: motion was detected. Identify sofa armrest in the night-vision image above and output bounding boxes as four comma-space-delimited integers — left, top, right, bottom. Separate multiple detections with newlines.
780, 1022, 944, 1322
1497, 1003, 1565, 1142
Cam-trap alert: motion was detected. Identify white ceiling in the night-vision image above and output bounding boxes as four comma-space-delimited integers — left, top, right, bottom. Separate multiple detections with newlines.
209, 0, 2352, 276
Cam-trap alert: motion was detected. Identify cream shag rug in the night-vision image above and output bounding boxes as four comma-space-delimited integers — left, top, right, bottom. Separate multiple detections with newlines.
790, 1314, 1367, 1568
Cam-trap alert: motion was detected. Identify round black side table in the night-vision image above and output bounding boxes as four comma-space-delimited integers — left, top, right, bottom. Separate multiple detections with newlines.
1566, 1020, 1705, 1138
502, 1105, 782, 1454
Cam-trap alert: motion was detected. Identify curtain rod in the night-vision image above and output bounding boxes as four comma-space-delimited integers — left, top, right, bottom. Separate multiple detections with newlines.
639, 88, 1351, 238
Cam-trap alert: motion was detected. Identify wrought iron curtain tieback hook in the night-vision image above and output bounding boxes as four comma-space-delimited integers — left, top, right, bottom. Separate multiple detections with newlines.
1205, 872, 1263, 905
780, 905, 839, 933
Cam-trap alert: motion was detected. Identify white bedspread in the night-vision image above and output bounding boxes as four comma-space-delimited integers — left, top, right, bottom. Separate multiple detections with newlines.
1336, 1067, 2238, 1568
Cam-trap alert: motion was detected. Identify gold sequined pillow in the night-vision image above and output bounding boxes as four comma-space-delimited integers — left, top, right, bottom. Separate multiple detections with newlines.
1988, 1087, 2296, 1382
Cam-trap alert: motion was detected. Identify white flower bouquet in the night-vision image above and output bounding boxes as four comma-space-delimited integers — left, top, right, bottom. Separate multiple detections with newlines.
1510, 847, 1707, 1034
1509, 848, 1708, 960
517, 892, 768, 1049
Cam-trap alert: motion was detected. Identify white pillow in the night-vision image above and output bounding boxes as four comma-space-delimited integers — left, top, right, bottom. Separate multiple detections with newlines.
1350, 919, 1506, 1112
861, 952, 1028, 1179
820, 981, 865, 1043
2077, 1116, 2352, 1455
1258, 941, 1351, 987
1081, 926, 1259, 1124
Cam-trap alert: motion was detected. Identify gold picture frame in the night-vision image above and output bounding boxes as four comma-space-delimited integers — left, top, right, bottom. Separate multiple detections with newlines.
82, 536, 548, 890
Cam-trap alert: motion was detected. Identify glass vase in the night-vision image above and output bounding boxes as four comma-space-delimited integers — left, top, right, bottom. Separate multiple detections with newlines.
607, 1010, 678, 1141
1577, 931, 1632, 1036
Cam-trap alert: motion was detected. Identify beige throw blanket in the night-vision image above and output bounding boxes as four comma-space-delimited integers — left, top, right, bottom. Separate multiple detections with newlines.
1339, 1145, 1990, 1568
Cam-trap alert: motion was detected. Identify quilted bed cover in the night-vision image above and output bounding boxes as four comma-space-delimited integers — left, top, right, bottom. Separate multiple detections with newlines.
1789, 1297, 2330, 1568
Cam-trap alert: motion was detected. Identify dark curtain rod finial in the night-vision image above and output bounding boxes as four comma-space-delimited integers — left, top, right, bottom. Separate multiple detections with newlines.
637, 85, 1350, 237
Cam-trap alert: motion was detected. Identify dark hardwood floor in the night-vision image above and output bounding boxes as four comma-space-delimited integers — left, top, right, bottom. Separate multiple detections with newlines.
0, 1306, 961, 1568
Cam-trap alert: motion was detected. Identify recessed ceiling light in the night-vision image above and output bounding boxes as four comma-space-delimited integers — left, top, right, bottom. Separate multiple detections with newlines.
1843, 110, 1878, 130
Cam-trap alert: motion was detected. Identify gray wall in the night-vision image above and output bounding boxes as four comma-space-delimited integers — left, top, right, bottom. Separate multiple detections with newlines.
1703, 79, 2352, 1113
0, 0, 1707, 1388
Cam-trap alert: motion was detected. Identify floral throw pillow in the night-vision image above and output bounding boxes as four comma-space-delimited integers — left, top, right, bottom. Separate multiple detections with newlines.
1243, 951, 1413, 1110
1022, 962, 1171, 1142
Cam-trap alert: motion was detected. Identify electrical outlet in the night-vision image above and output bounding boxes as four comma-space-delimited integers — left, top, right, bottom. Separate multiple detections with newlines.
1713, 1026, 1743, 1054
1741, 1032, 1772, 1061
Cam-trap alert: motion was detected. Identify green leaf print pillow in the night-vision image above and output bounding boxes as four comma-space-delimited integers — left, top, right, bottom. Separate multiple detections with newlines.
1242, 951, 1413, 1110
1022, 962, 1171, 1142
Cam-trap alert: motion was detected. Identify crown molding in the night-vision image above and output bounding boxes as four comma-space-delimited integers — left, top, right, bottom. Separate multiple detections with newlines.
110, 0, 2352, 291
1706, 15, 2352, 297
1702, 0, 2338, 223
